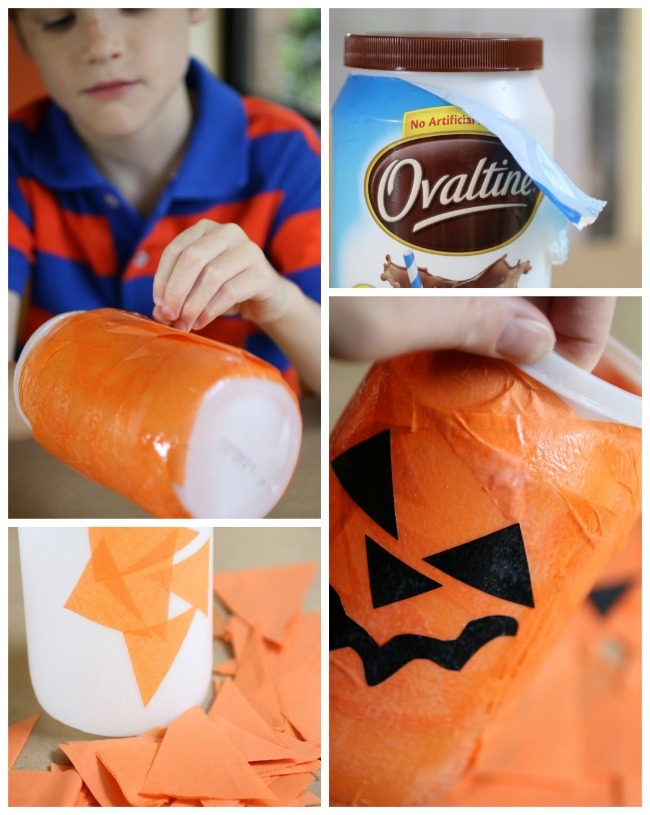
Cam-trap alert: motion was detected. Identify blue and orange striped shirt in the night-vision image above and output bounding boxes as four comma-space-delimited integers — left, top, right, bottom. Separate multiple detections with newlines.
9, 58, 321, 393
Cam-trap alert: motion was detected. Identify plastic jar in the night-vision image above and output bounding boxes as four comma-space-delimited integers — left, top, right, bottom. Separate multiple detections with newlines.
18, 527, 213, 736
331, 34, 559, 288
329, 342, 641, 805
13, 309, 302, 519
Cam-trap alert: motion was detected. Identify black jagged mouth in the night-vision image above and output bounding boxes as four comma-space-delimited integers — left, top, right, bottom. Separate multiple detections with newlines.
330, 585, 518, 686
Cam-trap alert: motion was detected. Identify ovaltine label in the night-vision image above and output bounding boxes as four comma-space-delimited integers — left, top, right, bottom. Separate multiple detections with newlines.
367, 128, 542, 253
331, 76, 557, 289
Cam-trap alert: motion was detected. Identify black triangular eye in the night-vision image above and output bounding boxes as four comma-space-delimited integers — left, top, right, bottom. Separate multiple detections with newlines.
331, 429, 398, 539
424, 523, 534, 608
366, 535, 442, 608
588, 580, 632, 616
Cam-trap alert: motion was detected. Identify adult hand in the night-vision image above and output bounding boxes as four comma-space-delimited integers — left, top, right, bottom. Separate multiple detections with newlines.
329, 296, 616, 372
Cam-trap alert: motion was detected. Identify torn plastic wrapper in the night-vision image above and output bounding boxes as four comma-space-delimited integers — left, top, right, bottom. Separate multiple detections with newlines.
389, 75, 606, 229
329, 349, 641, 806
14, 309, 302, 519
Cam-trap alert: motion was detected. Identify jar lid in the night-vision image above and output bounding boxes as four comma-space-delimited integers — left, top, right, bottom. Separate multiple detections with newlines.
344, 33, 543, 72
517, 341, 642, 428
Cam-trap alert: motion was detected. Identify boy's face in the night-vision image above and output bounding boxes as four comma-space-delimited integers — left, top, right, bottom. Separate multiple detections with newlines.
14, 9, 208, 141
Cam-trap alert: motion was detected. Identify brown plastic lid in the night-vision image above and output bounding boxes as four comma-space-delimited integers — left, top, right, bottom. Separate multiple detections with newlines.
344, 33, 543, 72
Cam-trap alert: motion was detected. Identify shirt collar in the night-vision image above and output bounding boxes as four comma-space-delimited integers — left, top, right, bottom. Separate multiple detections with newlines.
174, 58, 249, 199
32, 58, 249, 200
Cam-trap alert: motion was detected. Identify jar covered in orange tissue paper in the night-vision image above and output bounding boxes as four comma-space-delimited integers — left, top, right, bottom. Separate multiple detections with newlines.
329, 344, 641, 806
14, 309, 302, 519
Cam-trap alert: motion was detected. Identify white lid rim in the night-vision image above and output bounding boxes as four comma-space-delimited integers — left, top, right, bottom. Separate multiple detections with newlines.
517, 341, 642, 429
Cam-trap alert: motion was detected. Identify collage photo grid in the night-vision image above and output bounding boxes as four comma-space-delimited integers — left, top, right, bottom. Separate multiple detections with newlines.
5, 7, 644, 809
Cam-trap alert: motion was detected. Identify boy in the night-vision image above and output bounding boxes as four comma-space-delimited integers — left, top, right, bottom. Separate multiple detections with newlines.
9, 9, 321, 439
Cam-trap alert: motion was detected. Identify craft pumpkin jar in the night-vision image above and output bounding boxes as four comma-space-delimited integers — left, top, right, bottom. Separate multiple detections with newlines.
329, 346, 641, 806
13, 309, 302, 519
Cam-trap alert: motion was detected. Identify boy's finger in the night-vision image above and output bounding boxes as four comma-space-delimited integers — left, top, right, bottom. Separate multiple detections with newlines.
190, 270, 259, 330
172, 250, 248, 330
153, 221, 223, 318
151, 305, 173, 326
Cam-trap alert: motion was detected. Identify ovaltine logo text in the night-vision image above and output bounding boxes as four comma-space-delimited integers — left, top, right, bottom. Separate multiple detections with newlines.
366, 134, 543, 254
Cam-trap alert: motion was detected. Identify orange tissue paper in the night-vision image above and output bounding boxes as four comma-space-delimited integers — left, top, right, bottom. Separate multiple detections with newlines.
9, 555, 320, 806
329, 350, 641, 806
15, 308, 302, 518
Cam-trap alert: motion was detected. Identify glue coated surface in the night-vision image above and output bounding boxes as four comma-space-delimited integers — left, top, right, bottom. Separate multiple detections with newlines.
16, 309, 302, 519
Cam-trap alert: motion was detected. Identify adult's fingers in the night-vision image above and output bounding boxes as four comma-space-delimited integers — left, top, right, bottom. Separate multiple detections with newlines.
330, 296, 556, 363
527, 296, 616, 371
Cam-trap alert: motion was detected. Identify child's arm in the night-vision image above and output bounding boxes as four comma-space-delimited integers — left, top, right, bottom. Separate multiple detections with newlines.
152, 220, 321, 394
9, 290, 32, 441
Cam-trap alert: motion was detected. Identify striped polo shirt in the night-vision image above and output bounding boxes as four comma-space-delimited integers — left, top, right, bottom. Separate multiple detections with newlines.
9, 58, 321, 393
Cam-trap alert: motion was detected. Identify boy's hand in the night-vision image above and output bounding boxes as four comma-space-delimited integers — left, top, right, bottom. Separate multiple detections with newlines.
152, 220, 292, 332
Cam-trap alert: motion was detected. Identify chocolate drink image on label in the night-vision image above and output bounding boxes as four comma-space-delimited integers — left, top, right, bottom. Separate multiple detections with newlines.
381, 254, 531, 288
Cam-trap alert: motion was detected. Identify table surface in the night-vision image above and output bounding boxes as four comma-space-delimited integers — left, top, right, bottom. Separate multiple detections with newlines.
8, 527, 321, 782
9, 395, 321, 521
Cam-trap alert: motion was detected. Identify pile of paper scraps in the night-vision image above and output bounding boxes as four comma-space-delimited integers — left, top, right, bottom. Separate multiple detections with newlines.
9, 560, 321, 807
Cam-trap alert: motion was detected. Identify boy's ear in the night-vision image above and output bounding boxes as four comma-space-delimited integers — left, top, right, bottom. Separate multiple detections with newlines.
188, 10, 209, 25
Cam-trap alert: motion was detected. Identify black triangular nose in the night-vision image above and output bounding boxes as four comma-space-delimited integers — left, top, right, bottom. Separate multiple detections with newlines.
424, 523, 535, 608
331, 429, 398, 539
366, 535, 442, 608
588, 581, 632, 616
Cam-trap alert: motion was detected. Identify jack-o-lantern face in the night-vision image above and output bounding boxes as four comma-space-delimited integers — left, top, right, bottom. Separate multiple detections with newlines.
330, 429, 535, 685
328, 350, 641, 807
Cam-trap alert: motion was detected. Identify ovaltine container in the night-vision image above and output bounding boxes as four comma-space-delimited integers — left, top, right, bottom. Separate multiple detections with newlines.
18, 527, 213, 736
329, 343, 641, 805
331, 34, 558, 288
13, 309, 302, 519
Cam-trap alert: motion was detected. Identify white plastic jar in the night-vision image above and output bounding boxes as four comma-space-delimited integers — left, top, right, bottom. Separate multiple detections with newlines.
13, 309, 302, 519
18, 527, 214, 736
331, 34, 559, 289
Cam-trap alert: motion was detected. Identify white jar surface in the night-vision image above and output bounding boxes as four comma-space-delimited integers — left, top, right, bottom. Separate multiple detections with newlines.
331, 65, 558, 289
18, 527, 214, 736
